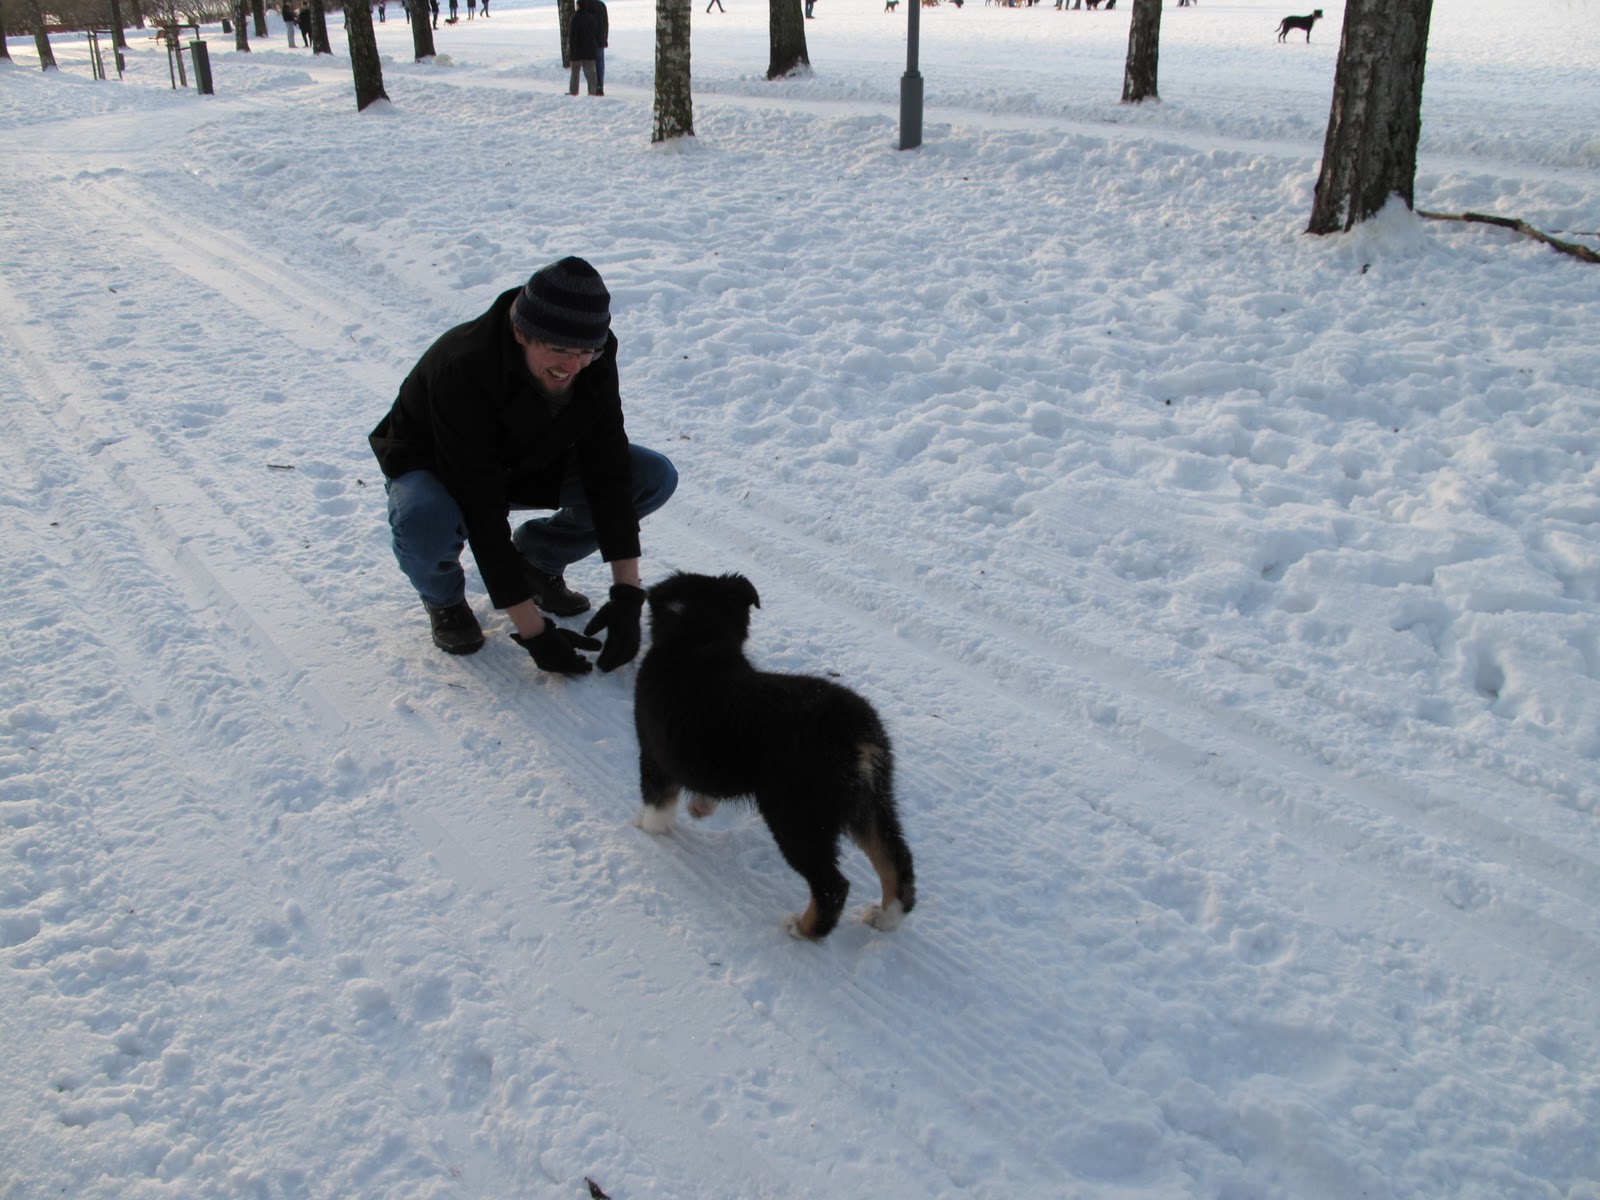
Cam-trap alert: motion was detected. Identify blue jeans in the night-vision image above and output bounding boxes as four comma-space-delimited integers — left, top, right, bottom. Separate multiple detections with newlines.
385, 444, 677, 608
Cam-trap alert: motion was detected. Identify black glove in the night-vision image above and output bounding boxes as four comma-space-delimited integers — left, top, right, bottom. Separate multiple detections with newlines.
511, 625, 601, 675
583, 584, 647, 672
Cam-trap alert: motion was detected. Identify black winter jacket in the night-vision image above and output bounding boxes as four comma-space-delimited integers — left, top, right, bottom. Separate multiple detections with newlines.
569, 4, 600, 59
369, 287, 639, 609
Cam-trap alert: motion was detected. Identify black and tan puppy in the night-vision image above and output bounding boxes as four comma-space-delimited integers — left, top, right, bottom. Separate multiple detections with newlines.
632, 572, 916, 940
1276, 8, 1322, 41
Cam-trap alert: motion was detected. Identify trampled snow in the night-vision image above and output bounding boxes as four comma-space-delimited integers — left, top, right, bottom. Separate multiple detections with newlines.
2, 1, 1598, 1196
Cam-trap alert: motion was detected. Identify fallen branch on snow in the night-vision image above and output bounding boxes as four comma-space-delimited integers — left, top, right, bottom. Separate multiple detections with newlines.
1418, 209, 1600, 264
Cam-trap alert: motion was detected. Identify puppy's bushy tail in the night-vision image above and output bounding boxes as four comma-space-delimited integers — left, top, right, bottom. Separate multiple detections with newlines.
855, 739, 916, 914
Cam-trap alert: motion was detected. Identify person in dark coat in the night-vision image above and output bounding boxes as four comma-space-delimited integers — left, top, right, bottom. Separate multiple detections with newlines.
283, 0, 299, 45
568, 0, 601, 96
369, 258, 677, 672
296, 3, 313, 45
591, 0, 609, 94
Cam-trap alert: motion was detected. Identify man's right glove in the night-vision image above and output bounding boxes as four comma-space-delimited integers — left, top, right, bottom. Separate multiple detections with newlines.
511, 625, 601, 676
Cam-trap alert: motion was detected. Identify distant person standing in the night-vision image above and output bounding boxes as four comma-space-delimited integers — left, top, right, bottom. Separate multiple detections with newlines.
568, 0, 601, 96
706, 0, 724, 10
283, 0, 299, 44
296, 3, 313, 45
592, 0, 609, 95
467, 0, 476, 18
448, 0, 458, 20
805, 0, 816, 16
429, 0, 439, 26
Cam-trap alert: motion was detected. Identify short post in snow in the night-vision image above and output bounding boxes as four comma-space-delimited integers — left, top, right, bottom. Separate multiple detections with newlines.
189, 39, 214, 94
899, 0, 923, 150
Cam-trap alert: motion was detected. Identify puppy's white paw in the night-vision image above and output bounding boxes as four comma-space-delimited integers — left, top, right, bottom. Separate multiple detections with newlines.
864, 900, 905, 931
782, 913, 814, 940
686, 792, 719, 820
633, 804, 675, 834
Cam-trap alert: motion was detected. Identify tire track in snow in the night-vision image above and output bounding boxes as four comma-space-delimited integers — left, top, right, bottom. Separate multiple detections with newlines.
0, 248, 967, 1196
662, 483, 1600, 994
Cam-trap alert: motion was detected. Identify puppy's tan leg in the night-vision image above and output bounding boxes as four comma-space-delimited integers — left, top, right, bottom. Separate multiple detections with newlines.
854, 825, 911, 931
783, 896, 824, 940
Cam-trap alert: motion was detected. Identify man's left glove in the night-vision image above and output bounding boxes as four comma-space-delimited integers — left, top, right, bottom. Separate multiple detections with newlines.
582, 583, 647, 672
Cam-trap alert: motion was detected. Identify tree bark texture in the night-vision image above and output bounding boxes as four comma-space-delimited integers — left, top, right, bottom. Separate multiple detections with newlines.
651, 0, 693, 142
109, 0, 128, 49
344, 0, 389, 110
1307, 0, 1433, 234
409, 0, 436, 59
766, 0, 807, 80
1121, 0, 1160, 103
1, 0, 13, 59
558, 0, 574, 66
234, 0, 249, 49
252, 0, 268, 38
309, 0, 332, 53
23, 0, 54, 66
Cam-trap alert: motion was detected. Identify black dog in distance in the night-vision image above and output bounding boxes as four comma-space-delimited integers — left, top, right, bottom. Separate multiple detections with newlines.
1276, 8, 1322, 41
632, 572, 917, 940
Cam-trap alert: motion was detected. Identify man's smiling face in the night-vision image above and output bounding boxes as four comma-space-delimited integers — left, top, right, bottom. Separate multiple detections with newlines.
514, 323, 599, 397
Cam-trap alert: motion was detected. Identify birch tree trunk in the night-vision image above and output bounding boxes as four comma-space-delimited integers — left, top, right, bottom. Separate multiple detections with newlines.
652, 0, 693, 143
1120, 0, 1161, 103
1307, 0, 1433, 234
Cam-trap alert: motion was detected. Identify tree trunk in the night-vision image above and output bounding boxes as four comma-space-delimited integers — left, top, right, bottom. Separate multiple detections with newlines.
309, 0, 332, 53
253, 0, 268, 37
24, 0, 56, 68
766, 0, 807, 80
409, 0, 436, 57
558, 0, 575, 66
1120, 0, 1160, 103
1, 0, 13, 59
1308, 0, 1433, 234
344, 0, 389, 109
131, 0, 144, 27
651, 0, 693, 143
234, 0, 250, 49
109, 0, 129, 49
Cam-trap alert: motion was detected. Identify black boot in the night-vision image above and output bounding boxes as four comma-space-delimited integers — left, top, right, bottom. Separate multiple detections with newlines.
523, 566, 591, 617
425, 600, 485, 654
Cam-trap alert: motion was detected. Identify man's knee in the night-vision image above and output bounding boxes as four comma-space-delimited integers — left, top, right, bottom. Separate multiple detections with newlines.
631, 446, 678, 515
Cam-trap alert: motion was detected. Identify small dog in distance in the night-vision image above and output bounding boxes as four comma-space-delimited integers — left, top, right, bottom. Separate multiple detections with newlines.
1276, 9, 1322, 41
632, 572, 917, 941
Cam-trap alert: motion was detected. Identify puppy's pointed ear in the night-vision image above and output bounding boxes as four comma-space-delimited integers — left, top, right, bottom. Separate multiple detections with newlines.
726, 573, 760, 610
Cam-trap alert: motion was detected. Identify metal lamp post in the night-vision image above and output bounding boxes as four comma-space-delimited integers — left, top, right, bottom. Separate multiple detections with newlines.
899, 0, 922, 150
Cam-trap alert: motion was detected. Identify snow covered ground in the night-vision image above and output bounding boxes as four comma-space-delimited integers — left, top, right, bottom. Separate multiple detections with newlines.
3, 1, 1598, 1196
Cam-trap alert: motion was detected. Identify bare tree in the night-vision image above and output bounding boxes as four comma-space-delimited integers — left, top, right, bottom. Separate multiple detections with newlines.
234, 0, 249, 49
252, 0, 266, 37
0, 0, 11, 60
408, 0, 436, 58
1120, 0, 1160, 103
23, 0, 57, 67
307, 0, 331, 53
345, 0, 389, 109
766, 0, 807, 80
558, 0, 574, 65
652, 0, 692, 142
1308, 0, 1434, 234
109, 0, 129, 49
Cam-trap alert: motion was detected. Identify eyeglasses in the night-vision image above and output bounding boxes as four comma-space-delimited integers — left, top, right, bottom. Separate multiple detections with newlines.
536, 341, 600, 363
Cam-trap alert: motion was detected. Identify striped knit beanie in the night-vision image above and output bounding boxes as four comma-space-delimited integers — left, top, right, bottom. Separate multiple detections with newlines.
511, 257, 612, 350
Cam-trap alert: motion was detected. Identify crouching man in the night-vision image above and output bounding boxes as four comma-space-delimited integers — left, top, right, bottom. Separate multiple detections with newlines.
369, 256, 677, 675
